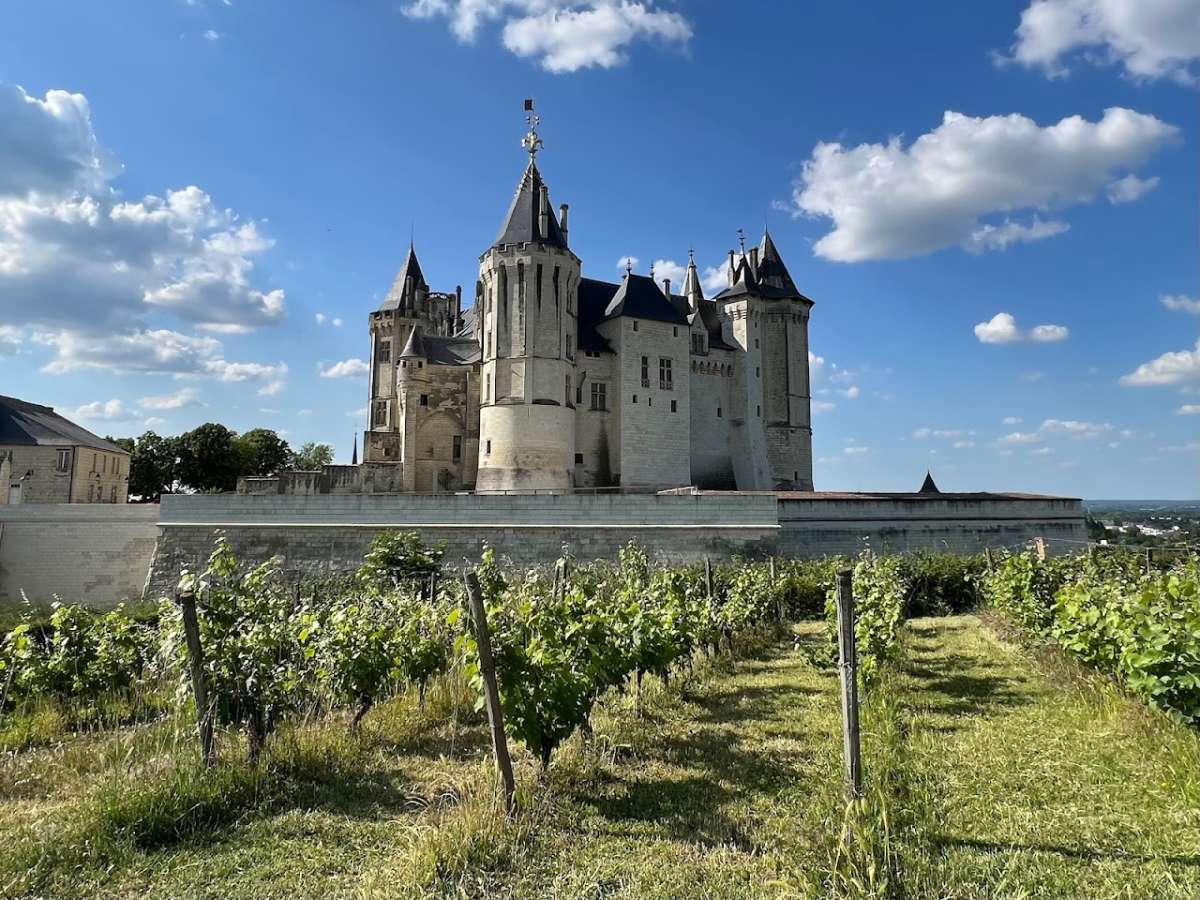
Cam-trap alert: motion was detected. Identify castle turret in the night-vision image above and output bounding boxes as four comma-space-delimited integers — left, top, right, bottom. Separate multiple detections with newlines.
475, 105, 580, 492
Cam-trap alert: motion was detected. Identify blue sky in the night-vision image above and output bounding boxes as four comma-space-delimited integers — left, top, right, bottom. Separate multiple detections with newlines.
1, 0, 1197, 498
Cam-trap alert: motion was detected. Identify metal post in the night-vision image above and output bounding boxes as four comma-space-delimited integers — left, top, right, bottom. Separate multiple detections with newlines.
464, 571, 517, 816
177, 586, 216, 768
836, 569, 862, 799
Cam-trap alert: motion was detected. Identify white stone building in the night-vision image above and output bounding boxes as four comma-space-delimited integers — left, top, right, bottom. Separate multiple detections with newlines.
364, 129, 814, 493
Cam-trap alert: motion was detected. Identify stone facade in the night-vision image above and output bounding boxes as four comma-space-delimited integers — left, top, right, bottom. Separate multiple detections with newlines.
361, 129, 814, 493
1, 395, 131, 505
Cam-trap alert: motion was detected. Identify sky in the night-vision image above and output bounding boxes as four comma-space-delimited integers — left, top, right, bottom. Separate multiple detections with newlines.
0, 0, 1197, 499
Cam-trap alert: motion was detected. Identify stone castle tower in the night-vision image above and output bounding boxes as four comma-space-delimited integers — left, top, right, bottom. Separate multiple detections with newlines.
475, 144, 581, 492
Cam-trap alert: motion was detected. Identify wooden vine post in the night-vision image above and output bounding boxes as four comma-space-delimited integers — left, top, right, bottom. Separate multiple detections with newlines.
464, 571, 517, 816
1033, 537, 1047, 562
835, 569, 862, 799
1145, 548, 1153, 576
176, 582, 216, 768
984, 547, 994, 572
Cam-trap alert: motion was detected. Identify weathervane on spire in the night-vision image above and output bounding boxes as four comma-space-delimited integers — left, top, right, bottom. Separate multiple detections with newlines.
521, 98, 543, 160
736, 227, 746, 255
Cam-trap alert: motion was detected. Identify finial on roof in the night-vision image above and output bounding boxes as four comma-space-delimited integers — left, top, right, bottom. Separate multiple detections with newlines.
625, 258, 633, 276
688, 246, 695, 263
649, 261, 655, 279
737, 227, 746, 255
521, 98, 544, 161
919, 470, 940, 494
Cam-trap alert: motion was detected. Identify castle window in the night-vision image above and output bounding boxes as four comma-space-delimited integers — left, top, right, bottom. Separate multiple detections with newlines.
417, 361, 423, 369
632, 394, 638, 404
566, 334, 574, 360
585, 349, 600, 358
452, 435, 462, 462
659, 357, 673, 390
757, 405, 761, 417
591, 382, 607, 411
717, 406, 722, 418
373, 402, 387, 426
756, 366, 760, 378
641, 356, 649, 388
378, 340, 391, 363
485, 373, 491, 403
553, 265, 561, 308
576, 377, 583, 405
565, 374, 572, 406
420, 394, 429, 407
671, 400, 677, 413
673, 326, 678, 337
56, 449, 70, 472
755, 338, 760, 349
632, 321, 638, 332
536, 263, 543, 307
648, 396, 652, 407
794, 470, 799, 482
110, 485, 117, 503
485, 440, 491, 455
575, 453, 584, 464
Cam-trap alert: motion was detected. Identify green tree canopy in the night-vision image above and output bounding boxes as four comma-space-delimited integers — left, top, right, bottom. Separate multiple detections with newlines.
176, 423, 239, 493
290, 442, 334, 471
234, 428, 292, 477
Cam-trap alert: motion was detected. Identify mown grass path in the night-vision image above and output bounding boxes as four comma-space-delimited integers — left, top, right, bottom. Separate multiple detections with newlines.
898, 615, 1200, 899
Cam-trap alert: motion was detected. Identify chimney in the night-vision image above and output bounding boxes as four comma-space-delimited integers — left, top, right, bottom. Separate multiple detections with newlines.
454, 284, 462, 326
727, 249, 736, 287
538, 184, 550, 241
662, 278, 672, 298
559, 203, 569, 245
749, 247, 759, 277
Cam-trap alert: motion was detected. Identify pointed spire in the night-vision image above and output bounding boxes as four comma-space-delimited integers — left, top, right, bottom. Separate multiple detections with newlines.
756, 229, 800, 295
682, 248, 704, 310
919, 470, 940, 494
494, 159, 567, 250
379, 243, 428, 312
399, 324, 426, 359
351, 431, 358, 466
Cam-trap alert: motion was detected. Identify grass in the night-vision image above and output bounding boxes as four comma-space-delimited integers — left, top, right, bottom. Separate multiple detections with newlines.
1, 616, 1199, 898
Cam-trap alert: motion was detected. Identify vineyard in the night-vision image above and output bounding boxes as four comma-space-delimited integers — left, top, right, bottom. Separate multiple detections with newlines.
1, 535, 1199, 898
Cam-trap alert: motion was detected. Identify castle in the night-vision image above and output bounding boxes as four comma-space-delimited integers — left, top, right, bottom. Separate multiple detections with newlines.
363, 113, 815, 494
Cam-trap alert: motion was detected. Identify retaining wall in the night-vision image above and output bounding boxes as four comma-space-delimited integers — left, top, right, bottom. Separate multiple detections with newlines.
0, 504, 159, 606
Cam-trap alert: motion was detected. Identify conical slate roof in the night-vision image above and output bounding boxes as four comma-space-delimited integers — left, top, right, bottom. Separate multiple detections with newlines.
494, 160, 567, 250
682, 255, 704, 305
379, 243, 428, 311
602, 273, 689, 325
399, 325, 426, 358
756, 230, 799, 295
919, 471, 940, 493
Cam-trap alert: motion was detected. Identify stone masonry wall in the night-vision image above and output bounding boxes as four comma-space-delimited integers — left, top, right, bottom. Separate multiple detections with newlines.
0, 504, 159, 606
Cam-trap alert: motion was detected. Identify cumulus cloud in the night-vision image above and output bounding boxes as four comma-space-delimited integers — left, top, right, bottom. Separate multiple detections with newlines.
1004, 0, 1200, 84
138, 387, 202, 411
616, 255, 639, 273
320, 358, 370, 379
701, 258, 730, 295
0, 83, 285, 379
790, 107, 1177, 262
1000, 431, 1044, 445
405, 1, 692, 73
1041, 418, 1113, 437
1176, 404, 1200, 415
843, 446, 868, 455
1002, 416, 1023, 425
974, 312, 1069, 344
1106, 174, 1159, 203
71, 399, 138, 421
35, 328, 287, 390
812, 400, 836, 415
0, 323, 20, 355
1161, 294, 1200, 314
1120, 338, 1200, 386
913, 428, 969, 439
650, 258, 686, 289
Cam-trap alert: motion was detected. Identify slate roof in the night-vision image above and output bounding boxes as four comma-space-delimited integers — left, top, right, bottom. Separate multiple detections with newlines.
379, 243, 428, 311
919, 471, 941, 493
0, 395, 129, 454
494, 160, 567, 250
398, 326, 480, 366
712, 231, 813, 304
578, 279, 618, 353
601, 273, 690, 326
755, 230, 800, 295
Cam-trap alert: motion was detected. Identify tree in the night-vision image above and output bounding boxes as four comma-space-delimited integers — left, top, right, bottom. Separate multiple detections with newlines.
176, 423, 239, 493
290, 442, 334, 471
234, 428, 291, 477
114, 431, 180, 501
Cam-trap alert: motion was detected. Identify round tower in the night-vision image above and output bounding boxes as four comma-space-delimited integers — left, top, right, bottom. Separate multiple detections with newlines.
476, 108, 579, 492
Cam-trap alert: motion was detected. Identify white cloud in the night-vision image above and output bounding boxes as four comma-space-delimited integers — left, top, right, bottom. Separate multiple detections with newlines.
1120, 338, 1200, 386
1161, 294, 1200, 314
315, 313, 345, 327
843, 446, 868, 455
0, 323, 20, 355
333, 317, 343, 327
1002, 416, 1023, 425
840, 385, 860, 399
1000, 431, 1043, 445
790, 107, 1177, 262
974, 312, 1069, 344
1106, 174, 1159, 203
143, 416, 168, 429
701, 259, 730, 294
404, 1, 692, 73
138, 387, 201, 410
71, 399, 137, 421
650, 259, 686, 289
0, 84, 284, 338
616, 255, 639, 272
1040, 418, 1113, 437
1177, 405, 1200, 415
36, 328, 287, 390
812, 400, 836, 414
1005, 0, 1200, 84
1163, 442, 1200, 452
315, 312, 326, 324
953, 440, 976, 448
912, 427, 967, 439
320, 358, 370, 379
202, 29, 222, 41
1033, 446, 1055, 455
